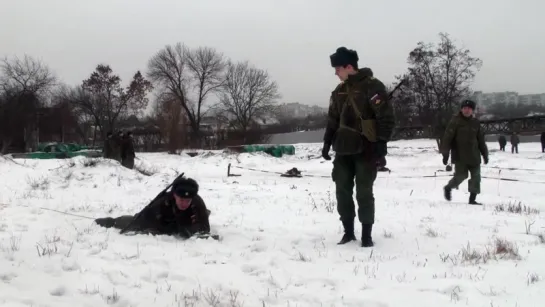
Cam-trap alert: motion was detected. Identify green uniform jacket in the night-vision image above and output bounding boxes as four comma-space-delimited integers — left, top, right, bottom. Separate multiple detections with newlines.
323, 68, 395, 155
441, 112, 489, 166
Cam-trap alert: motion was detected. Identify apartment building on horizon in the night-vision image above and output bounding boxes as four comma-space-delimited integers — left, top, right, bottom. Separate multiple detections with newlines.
472, 91, 545, 106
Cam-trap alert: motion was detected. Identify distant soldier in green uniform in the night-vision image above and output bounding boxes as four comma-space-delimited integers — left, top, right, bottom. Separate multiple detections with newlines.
121, 131, 136, 169
103, 131, 113, 158
441, 100, 489, 205
510, 132, 519, 154
498, 135, 507, 151
322, 47, 396, 247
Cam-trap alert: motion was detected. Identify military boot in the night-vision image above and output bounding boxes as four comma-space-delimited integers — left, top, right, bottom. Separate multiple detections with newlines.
338, 219, 356, 245
469, 193, 481, 205
95, 217, 115, 228
361, 224, 374, 247
443, 185, 452, 201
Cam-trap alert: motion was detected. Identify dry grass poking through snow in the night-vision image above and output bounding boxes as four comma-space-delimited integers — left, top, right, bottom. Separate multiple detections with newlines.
495, 201, 540, 215
440, 237, 521, 265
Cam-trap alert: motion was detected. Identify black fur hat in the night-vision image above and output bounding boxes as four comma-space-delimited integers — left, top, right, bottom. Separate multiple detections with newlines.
360, 67, 373, 77
461, 99, 476, 110
330, 47, 359, 67
172, 177, 199, 198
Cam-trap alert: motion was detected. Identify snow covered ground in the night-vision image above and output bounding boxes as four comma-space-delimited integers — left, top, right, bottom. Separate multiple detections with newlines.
1, 139, 544, 307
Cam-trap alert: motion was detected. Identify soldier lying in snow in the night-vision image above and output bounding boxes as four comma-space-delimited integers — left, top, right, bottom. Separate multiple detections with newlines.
94, 177, 212, 239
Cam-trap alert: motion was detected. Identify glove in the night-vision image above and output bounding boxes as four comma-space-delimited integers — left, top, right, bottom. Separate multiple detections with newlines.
95, 217, 115, 228
321, 143, 331, 160
483, 156, 489, 165
374, 141, 387, 159
442, 154, 449, 166
376, 156, 386, 168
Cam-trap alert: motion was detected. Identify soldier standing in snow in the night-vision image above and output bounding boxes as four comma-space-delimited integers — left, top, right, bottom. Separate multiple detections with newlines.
498, 135, 507, 151
510, 132, 520, 154
121, 131, 136, 169
94, 177, 212, 238
321, 47, 395, 247
541, 132, 545, 153
103, 131, 113, 158
441, 100, 489, 205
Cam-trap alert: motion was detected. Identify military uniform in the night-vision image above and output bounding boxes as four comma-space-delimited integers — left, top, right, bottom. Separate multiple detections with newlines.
322, 47, 395, 247
95, 177, 211, 238
498, 135, 507, 151
103, 132, 113, 158
441, 100, 489, 205
510, 133, 519, 154
121, 132, 136, 169
541, 132, 545, 153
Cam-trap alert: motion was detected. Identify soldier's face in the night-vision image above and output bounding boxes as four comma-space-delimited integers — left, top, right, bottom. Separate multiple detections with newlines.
174, 194, 192, 210
334, 66, 350, 81
461, 106, 473, 117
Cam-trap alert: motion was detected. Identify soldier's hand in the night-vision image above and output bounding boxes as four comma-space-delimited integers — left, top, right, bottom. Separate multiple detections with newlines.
321, 143, 331, 160
374, 141, 387, 158
442, 154, 449, 166
483, 156, 489, 165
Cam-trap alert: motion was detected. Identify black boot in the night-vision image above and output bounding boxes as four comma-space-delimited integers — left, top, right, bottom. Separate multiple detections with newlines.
361, 224, 374, 247
443, 185, 452, 201
469, 193, 481, 205
338, 219, 356, 245
95, 217, 115, 228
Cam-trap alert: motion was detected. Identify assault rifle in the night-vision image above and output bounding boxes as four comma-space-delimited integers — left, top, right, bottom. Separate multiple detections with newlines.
388, 78, 406, 100
119, 172, 185, 234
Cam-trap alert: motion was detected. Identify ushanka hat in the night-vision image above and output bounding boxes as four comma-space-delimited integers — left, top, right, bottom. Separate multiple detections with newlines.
461, 99, 476, 110
330, 47, 359, 67
172, 177, 199, 198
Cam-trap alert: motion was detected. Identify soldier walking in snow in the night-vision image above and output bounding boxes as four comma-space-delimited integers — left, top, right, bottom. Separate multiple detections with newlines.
321, 47, 395, 247
441, 100, 489, 205
510, 132, 520, 154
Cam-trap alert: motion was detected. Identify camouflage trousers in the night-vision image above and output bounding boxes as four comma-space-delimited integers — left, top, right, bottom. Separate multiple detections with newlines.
446, 163, 481, 194
332, 153, 378, 225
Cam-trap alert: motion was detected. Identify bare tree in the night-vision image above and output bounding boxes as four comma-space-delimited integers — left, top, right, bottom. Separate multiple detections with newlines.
186, 46, 225, 120
147, 43, 225, 145
215, 61, 280, 140
395, 32, 483, 142
151, 91, 186, 153
0, 55, 57, 152
63, 64, 153, 143
0, 55, 57, 97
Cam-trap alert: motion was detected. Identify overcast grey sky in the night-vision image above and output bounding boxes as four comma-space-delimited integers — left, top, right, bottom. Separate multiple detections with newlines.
1, 0, 544, 107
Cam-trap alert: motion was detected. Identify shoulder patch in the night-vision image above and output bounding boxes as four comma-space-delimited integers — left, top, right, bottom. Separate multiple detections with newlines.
370, 93, 382, 105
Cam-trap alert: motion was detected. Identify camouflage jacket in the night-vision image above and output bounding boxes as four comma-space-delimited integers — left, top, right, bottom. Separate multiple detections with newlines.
121, 136, 135, 159
323, 68, 395, 156
102, 139, 112, 158
129, 192, 211, 237
441, 112, 488, 166
510, 134, 520, 145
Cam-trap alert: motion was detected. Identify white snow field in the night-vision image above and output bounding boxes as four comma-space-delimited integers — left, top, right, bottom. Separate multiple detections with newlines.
1, 139, 544, 307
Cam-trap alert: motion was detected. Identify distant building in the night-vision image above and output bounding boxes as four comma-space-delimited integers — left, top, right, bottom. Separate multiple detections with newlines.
472, 91, 545, 107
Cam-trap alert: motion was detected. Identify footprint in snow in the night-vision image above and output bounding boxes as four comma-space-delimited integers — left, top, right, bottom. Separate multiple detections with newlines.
49, 285, 67, 296
249, 243, 268, 253
0, 272, 17, 283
